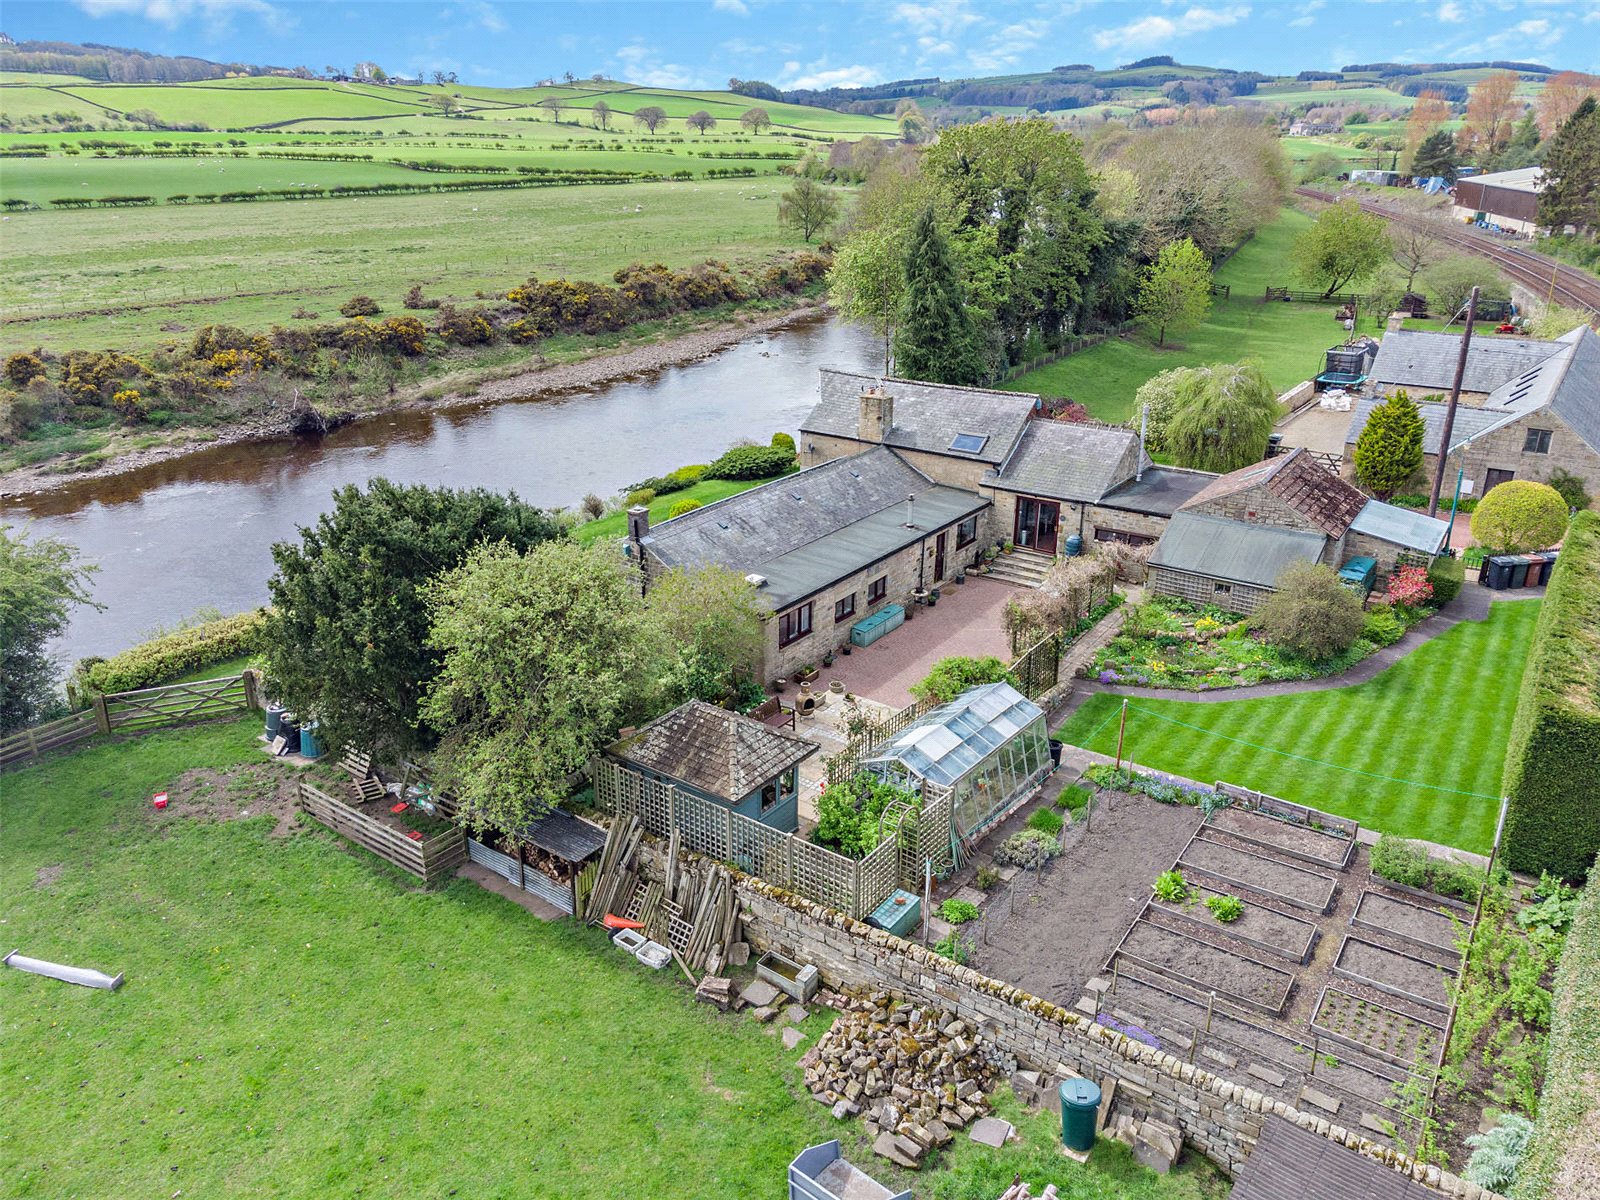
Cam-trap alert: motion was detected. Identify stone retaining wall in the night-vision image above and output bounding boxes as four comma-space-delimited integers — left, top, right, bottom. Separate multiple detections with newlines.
730, 873, 1502, 1200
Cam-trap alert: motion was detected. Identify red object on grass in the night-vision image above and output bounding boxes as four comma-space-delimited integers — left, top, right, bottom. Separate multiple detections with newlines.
406, 830, 424, 841
389, 801, 408, 814
152, 792, 169, 810
602, 913, 644, 931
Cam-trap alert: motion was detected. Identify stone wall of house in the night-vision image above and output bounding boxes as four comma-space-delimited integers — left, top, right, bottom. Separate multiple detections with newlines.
727, 875, 1499, 1199
1149, 566, 1274, 614
1085, 505, 1171, 545
1187, 481, 1323, 535
1343, 530, 1421, 579
982, 489, 1087, 550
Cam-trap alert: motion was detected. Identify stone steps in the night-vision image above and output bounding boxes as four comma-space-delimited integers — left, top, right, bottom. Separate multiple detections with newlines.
981, 550, 1054, 589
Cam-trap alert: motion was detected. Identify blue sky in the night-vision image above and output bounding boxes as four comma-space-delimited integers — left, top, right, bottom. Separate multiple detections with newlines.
11, 1, 1599, 87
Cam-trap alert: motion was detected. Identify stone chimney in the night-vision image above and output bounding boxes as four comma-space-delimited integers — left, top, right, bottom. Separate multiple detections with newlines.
627, 504, 650, 544
858, 385, 893, 444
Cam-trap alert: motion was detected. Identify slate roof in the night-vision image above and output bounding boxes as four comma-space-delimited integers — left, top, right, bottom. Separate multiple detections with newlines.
1096, 467, 1219, 517
1349, 500, 1450, 554
1181, 449, 1367, 538
1369, 328, 1566, 394
639, 445, 988, 610
801, 369, 1037, 465
1232, 1116, 1445, 1200
988, 419, 1149, 503
607, 700, 819, 802
516, 809, 607, 862
1149, 512, 1326, 589
1343, 395, 1507, 449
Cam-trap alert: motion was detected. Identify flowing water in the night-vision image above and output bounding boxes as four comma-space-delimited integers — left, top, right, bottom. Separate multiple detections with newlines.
3, 315, 879, 665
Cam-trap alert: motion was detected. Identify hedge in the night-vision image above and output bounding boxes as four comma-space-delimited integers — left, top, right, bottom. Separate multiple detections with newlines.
1515, 851, 1600, 1200
75, 609, 267, 695
1501, 512, 1600, 880
705, 444, 796, 481
1427, 553, 1464, 605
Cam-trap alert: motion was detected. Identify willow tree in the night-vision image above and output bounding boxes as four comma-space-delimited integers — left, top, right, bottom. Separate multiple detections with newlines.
1163, 361, 1279, 473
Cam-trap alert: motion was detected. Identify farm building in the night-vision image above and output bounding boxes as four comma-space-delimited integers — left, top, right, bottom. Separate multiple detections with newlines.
605, 700, 819, 834
1349, 324, 1600, 501
1147, 449, 1449, 612
1450, 166, 1542, 235
859, 682, 1052, 846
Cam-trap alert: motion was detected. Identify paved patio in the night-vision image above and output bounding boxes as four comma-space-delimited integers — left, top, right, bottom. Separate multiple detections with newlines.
1276, 403, 1355, 460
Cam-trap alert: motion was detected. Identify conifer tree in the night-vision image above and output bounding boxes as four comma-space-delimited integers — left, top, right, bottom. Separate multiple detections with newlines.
1539, 96, 1600, 236
1353, 390, 1426, 500
892, 206, 986, 385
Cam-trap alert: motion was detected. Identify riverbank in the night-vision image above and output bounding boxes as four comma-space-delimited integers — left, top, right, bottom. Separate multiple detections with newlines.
0, 300, 826, 500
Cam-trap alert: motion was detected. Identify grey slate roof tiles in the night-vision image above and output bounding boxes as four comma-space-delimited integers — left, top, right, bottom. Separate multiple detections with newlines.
607, 700, 819, 802
1369, 328, 1566, 394
802, 368, 1037, 464
988, 418, 1149, 503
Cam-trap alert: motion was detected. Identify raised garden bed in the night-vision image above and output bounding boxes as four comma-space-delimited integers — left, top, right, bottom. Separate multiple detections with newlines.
1352, 889, 1462, 956
297, 781, 466, 885
1114, 916, 1296, 1016
1150, 882, 1319, 965
1332, 935, 1456, 1012
1311, 983, 1445, 1070
1177, 832, 1339, 914
1204, 804, 1356, 870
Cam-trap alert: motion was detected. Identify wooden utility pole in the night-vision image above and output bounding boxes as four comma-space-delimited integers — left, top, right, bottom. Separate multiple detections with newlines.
1114, 698, 1129, 769
1428, 286, 1479, 517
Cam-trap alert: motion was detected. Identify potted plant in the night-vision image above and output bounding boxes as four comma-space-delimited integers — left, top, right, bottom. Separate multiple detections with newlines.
1003, 541, 1015, 555
954, 568, 966, 584
773, 677, 788, 693
795, 663, 819, 684
841, 641, 852, 656
822, 649, 835, 668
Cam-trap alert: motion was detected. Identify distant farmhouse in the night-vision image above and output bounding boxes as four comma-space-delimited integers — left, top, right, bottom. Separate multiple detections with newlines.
1346, 325, 1600, 501
1287, 121, 1340, 137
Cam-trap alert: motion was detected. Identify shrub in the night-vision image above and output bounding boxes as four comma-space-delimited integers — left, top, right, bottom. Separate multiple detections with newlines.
1152, 869, 1188, 902
994, 828, 1060, 867
625, 487, 656, 508
1353, 390, 1425, 499
667, 497, 703, 519
704, 443, 795, 481
579, 493, 605, 521
1056, 783, 1092, 813
1386, 563, 1434, 609
1471, 480, 1569, 553
340, 295, 381, 318
76, 609, 266, 694
909, 655, 1017, 704
812, 772, 922, 859
1546, 467, 1590, 513
933, 930, 974, 964
434, 305, 495, 346
669, 463, 707, 486
1369, 833, 1485, 902
975, 864, 1001, 890
1427, 554, 1464, 605
1502, 513, 1600, 880
771, 431, 796, 455
1205, 894, 1245, 922
1362, 606, 1405, 647
1026, 807, 1063, 836
1254, 561, 1366, 661
1463, 1113, 1534, 1192
4, 353, 45, 387
939, 898, 980, 924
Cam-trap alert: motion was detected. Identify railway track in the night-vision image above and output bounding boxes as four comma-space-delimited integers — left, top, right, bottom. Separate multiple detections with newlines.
1295, 186, 1600, 315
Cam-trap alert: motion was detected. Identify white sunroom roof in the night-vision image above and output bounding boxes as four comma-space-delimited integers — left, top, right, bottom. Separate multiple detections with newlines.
862, 682, 1044, 787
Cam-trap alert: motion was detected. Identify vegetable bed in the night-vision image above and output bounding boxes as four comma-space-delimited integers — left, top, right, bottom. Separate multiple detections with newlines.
1177, 833, 1339, 914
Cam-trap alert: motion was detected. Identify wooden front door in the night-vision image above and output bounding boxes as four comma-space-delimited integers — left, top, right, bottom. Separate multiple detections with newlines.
1484, 468, 1515, 494
933, 532, 947, 583
1015, 498, 1061, 556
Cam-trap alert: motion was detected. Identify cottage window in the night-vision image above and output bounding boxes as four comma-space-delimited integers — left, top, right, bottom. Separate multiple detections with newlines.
778, 603, 813, 647
1523, 428, 1553, 454
834, 593, 856, 623
1214, 582, 1232, 595
760, 782, 778, 813
956, 515, 978, 548
868, 576, 888, 605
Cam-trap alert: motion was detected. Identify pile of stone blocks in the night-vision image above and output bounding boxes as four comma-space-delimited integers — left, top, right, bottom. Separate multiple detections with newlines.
1105, 1114, 1181, 1173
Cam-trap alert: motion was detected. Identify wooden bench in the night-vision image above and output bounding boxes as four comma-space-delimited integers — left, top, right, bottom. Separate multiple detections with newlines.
750, 696, 796, 732
340, 745, 386, 804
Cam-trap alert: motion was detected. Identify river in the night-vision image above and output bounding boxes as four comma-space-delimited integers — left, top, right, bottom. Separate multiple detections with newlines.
3, 315, 880, 666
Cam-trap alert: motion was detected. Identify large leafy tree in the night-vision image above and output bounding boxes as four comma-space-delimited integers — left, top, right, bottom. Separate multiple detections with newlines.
1162, 360, 1279, 473
422, 540, 652, 832
1461, 71, 1521, 163
892, 206, 988, 385
0, 526, 99, 733
776, 177, 839, 243
1134, 237, 1212, 347
1292, 200, 1392, 298
645, 564, 766, 705
1471, 481, 1570, 554
1539, 96, 1600, 237
263, 480, 561, 759
1353, 390, 1425, 500
1410, 129, 1458, 183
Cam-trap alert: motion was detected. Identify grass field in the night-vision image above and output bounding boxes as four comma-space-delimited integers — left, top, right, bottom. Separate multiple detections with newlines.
0, 717, 1226, 1199
1057, 598, 1542, 853
1002, 207, 1388, 421
573, 476, 775, 543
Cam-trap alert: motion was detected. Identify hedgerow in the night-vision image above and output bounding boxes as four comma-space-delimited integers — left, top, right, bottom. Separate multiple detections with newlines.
1501, 512, 1600, 880
74, 609, 267, 695
704, 444, 796, 481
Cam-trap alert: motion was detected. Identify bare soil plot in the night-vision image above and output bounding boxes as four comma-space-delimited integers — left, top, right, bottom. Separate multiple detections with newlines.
1151, 882, 1319, 965
1115, 917, 1296, 1016
1204, 806, 1356, 870
1312, 984, 1445, 1069
1333, 935, 1456, 1012
1177, 832, 1339, 914
1352, 889, 1463, 956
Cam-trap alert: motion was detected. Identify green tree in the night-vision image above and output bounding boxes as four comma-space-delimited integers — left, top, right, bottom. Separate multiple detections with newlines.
892, 206, 987, 385
776, 176, 838, 243
1134, 237, 1212, 347
1538, 95, 1600, 237
644, 565, 766, 705
1254, 561, 1366, 661
739, 106, 771, 133
1471, 480, 1570, 553
1421, 255, 1510, 316
895, 99, 928, 145
263, 480, 561, 760
1353, 390, 1425, 499
422, 540, 651, 832
1162, 361, 1279, 472
830, 225, 913, 374
1410, 129, 1458, 182
0, 526, 100, 733
1291, 199, 1392, 297
1132, 366, 1193, 453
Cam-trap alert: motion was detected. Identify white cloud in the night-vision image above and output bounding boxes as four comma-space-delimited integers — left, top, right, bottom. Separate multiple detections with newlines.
1288, 15, 1315, 27
1438, 1, 1465, 22
969, 18, 1052, 72
1090, 5, 1250, 52
456, 0, 506, 33
713, 0, 749, 14
73, 0, 294, 34
613, 43, 700, 89
779, 62, 883, 91
893, 1, 981, 39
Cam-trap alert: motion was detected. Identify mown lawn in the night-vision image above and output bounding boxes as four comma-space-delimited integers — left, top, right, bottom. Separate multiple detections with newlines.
1056, 599, 1542, 853
1, 718, 1224, 1199
573, 475, 785, 543
1003, 207, 1391, 422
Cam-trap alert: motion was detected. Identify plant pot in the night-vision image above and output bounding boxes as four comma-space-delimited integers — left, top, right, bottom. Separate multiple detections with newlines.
841, 643, 852, 656
829, 680, 845, 695
954, 573, 966, 584
773, 678, 787, 693
822, 654, 835, 668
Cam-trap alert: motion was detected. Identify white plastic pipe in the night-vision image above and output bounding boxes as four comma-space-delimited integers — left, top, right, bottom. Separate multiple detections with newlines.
3, 949, 123, 990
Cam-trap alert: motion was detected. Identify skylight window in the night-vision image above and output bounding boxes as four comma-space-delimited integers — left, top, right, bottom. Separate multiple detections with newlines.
950, 432, 988, 454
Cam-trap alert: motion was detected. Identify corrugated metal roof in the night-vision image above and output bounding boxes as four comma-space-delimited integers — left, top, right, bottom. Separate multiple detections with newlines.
1369, 329, 1565, 393
1150, 511, 1326, 589
1349, 500, 1450, 553
801, 369, 1037, 464
516, 809, 608, 861
1457, 165, 1543, 193
1097, 467, 1218, 517
989, 419, 1148, 503
607, 700, 819, 802
1232, 1117, 1445, 1200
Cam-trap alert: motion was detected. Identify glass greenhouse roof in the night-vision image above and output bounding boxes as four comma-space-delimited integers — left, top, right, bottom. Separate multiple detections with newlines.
862, 683, 1044, 787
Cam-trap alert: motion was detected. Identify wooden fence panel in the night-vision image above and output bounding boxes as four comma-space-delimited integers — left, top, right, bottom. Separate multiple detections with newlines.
0, 710, 100, 769
297, 781, 466, 884
106, 674, 251, 732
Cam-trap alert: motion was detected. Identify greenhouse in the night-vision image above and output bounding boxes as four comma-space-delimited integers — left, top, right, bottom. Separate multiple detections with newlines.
859, 682, 1052, 842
